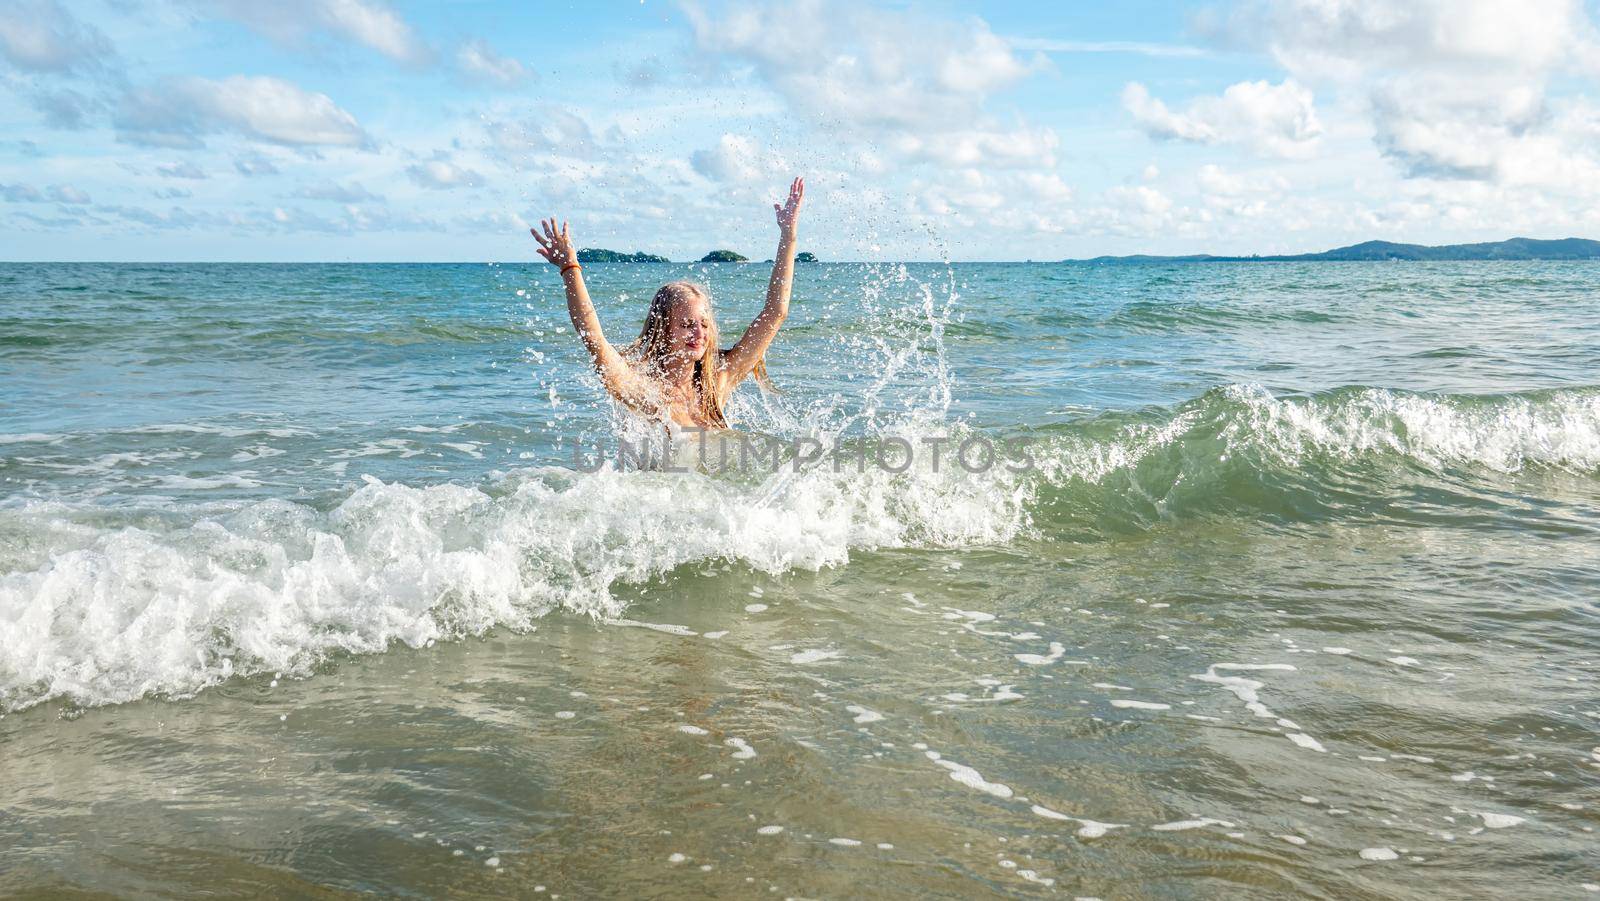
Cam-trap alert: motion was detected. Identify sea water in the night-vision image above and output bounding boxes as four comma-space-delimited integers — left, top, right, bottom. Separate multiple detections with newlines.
2, 261, 1598, 897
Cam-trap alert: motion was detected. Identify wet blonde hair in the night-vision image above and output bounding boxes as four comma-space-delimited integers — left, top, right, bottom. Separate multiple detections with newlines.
623, 281, 774, 427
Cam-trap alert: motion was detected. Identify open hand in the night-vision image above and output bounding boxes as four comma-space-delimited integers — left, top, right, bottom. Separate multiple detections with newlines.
531, 218, 577, 267
774, 177, 804, 234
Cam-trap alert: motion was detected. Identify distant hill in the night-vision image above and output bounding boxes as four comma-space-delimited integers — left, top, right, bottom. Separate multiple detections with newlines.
700, 250, 748, 263
1074, 237, 1600, 263
576, 248, 670, 263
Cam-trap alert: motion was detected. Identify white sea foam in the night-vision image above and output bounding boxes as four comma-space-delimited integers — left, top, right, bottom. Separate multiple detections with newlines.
846, 704, 884, 724
1190, 663, 1296, 720
927, 751, 1013, 798
1287, 733, 1327, 752
1030, 384, 1600, 498
1151, 817, 1234, 831
1014, 642, 1065, 666
0, 429, 1030, 712
611, 619, 697, 637
154, 473, 264, 491
0, 432, 65, 445
130, 423, 312, 439
1030, 805, 1127, 838
1205, 385, 1600, 474
17, 378, 1595, 719
1110, 699, 1169, 711
1018, 869, 1054, 886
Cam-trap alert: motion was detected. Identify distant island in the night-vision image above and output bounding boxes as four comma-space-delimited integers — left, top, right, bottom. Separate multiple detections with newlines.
797, 251, 818, 263
700, 250, 748, 263
576, 248, 670, 263
1074, 237, 1600, 263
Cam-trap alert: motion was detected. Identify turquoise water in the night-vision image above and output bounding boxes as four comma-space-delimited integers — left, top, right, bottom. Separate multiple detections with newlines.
2, 261, 1598, 897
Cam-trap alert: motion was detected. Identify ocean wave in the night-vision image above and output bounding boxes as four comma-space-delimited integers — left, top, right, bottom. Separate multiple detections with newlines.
4, 383, 1596, 714
1104, 301, 1342, 332
1038, 384, 1600, 478
0, 430, 1027, 714
1026, 384, 1600, 532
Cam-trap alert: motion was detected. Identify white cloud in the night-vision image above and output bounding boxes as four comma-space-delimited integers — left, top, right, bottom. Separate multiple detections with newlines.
1195, 163, 1289, 217
295, 181, 383, 202
1067, 184, 1192, 240
1010, 38, 1212, 59
406, 159, 485, 190
1196, 164, 1286, 198
96, 203, 229, 230
336, 202, 434, 231
903, 167, 1077, 238
2, 182, 45, 202
316, 0, 424, 63
156, 161, 207, 179
456, 39, 530, 87
685, 0, 1057, 170
1, 1, 116, 131
234, 153, 280, 176
0, 0, 113, 74
196, 0, 428, 65
23, 86, 100, 129
691, 134, 789, 183
46, 183, 90, 204
455, 209, 528, 233
116, 76, 370, 149
1106, 184, 1173, 217
1216, 0, 1600, 189
617, 56, 668, 88
268, 205, 340, 232
1222, 0, 1591, 80
892, 125, 1060, 170
484, 108, 601, 162
1123, 79, 1322, 158
79, 200, 439, 235
1359, 73, 1600, 193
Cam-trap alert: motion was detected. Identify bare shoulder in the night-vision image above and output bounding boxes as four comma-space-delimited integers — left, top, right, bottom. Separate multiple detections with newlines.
603, 353, 660, 411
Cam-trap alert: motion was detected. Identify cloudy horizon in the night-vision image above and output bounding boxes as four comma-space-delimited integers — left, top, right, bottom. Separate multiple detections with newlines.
3, 0, 1600, 262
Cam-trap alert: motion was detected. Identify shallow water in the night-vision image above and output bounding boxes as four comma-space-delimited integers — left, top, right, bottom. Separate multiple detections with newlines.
2, 261, 1598, 898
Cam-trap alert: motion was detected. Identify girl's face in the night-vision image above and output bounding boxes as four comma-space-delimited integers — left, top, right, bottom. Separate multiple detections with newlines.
664, 294, 711, 361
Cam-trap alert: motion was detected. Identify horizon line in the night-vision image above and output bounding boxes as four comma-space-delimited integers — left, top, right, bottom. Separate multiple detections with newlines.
6, 235, 1597, 267
5, 237, 1598, 267
3, 259, 1598, 265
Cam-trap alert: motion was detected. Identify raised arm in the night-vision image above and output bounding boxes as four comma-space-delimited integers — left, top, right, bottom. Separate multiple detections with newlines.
724, 177, 804, 385
531, 218, 648, 407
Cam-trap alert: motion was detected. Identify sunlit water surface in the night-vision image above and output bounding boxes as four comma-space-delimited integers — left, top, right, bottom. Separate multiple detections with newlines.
2, 261, 1598, 898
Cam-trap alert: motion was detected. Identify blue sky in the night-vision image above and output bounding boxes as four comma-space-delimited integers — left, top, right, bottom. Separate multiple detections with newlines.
4, 0, 1600, 261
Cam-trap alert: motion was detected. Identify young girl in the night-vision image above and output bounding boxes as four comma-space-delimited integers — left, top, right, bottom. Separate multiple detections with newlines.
531, 177, 805, 430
